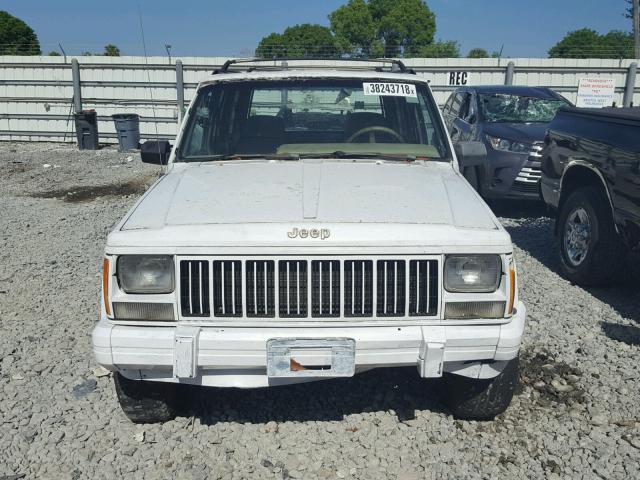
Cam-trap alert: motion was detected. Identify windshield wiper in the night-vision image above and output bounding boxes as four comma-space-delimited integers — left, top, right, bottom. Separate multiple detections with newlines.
300, 151, 419, 162
181, 153, 300, 162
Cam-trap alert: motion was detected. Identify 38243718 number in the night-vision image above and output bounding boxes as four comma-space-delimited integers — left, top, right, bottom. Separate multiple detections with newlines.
362, 82, 417, 97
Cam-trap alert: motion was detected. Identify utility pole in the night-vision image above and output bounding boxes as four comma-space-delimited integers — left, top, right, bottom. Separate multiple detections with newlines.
634, 0, 640, 59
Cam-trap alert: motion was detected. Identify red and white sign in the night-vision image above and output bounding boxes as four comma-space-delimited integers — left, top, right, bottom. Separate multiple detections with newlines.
576, 78, 615, 108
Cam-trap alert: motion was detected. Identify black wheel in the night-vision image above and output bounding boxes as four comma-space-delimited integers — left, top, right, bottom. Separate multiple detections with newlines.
114, 373, 177, 423
557, 186, 625, 286
442, 357, 519, 420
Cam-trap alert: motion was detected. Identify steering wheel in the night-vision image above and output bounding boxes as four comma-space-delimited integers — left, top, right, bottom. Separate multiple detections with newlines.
346, 126, 405, 144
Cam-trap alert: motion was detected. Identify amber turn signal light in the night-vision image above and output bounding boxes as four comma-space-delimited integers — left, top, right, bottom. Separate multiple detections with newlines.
507, 261, 516, 316
103, 257, 111, 317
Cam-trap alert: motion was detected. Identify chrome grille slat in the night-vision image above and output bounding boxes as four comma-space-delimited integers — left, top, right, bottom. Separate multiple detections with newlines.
180, 260, 210, 317
246, 260, 275, 318
344, 260, 373, 317
408, 260, 438, 317
311, 260, 340, 317
376, 260, 406, 317
279, 260, 307, 318
212, 260, 242, 317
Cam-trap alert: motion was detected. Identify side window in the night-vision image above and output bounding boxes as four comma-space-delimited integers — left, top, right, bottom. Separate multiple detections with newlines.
465, 94, 477, 123
449, 92, 464, 117
458, 93, 474, 121
443, 93, 454, 115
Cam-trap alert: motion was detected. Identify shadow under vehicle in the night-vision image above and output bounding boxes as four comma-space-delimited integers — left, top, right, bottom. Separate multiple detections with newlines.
442, 86, 571, 200
540, 106, 640, 286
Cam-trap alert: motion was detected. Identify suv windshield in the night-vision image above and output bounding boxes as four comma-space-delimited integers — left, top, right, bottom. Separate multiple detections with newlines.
479, 93, 569, 123
177, 79, 449, 161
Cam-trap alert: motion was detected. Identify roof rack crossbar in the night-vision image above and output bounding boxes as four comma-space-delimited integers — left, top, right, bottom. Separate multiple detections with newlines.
212, 57, 414, 75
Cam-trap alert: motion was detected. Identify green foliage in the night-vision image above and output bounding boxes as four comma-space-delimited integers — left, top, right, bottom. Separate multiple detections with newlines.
0, 11, 41, 55
255, 24, 338, 58
257, 0, 442, 59
48, 51, 61, 56
329, 0, 377, 57
467, 48, 489, 58
104, 44, 121, 56
549, 28, 634, 58
417, 40, 460, 58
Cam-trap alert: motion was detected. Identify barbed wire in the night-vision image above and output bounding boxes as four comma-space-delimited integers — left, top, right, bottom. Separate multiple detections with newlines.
0, 43, 637, 58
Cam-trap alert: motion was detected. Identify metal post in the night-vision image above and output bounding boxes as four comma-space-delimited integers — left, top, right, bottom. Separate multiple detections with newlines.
176, 60, 184, 125
633, 0, 639, 59
623, 62, 638, 108
504, 61, 515, 86
71, 59, 82, 113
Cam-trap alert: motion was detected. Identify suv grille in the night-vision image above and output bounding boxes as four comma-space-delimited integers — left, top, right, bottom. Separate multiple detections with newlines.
178, 257, 439, 320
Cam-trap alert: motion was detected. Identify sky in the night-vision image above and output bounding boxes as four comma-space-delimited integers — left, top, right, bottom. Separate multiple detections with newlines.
1, 0, 634, 58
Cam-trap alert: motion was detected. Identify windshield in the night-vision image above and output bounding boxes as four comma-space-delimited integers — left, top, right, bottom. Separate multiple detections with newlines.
478, 93, 569, 123
177, 79, 449, 161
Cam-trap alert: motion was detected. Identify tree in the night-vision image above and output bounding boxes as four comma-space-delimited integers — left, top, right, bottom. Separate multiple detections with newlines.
0, 11, 40, 55
256, 24, 338, 58
329, 0, 377, 57
367, 0, 436, 56
417, 40, 460, 58
549, 28, 634, 58
104, 44, 121, 56
48, 51, 61, 56
467, 48, 489, 58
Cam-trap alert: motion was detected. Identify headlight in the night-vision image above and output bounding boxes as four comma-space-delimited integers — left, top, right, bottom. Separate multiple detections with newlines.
444, 255, 501, 293
486, 134, 531, 153
117, 255, 174, 294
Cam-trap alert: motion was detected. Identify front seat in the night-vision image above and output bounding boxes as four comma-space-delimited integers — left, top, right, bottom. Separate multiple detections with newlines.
344, 112, 392, 143
236, 115, 285, 154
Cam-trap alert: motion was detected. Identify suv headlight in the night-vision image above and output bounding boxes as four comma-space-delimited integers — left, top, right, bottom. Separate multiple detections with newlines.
486, 134, 531, 153
117, 255, 174, 294
444, 255, 501, 293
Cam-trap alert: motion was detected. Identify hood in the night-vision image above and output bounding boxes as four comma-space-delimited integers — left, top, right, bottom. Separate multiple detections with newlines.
110, 159, 508, 249
482, 122, 547, 143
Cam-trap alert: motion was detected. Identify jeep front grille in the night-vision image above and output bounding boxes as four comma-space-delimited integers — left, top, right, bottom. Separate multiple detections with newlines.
177, 257, 440, 320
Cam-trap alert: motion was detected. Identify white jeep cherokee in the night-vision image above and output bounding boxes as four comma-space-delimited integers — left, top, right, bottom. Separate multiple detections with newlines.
92, 59, 526, 423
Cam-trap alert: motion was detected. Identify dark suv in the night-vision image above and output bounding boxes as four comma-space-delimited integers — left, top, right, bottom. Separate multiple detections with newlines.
443, 86, 571, 200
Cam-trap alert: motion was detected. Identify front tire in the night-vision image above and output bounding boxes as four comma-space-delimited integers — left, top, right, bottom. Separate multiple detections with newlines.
557, 186, 624, 286
442, 357, 519, 420
114, 373, 177, 423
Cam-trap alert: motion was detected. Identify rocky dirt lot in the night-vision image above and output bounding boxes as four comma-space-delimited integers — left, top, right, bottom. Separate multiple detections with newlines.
0, 143, 639, 480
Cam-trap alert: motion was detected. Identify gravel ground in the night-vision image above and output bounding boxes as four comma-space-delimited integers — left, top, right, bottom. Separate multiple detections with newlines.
0, 143, 639, 480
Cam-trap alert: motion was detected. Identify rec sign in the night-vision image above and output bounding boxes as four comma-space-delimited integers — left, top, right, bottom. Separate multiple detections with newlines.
448, 71, 469, 86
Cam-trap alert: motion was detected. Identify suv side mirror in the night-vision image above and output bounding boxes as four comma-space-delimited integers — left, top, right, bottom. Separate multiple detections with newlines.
141, 140, 172, 165
454, 141, 487, 168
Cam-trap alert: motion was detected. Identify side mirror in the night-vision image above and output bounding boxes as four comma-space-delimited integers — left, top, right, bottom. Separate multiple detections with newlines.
141, 140, 172, 165
454, 141, 487, 168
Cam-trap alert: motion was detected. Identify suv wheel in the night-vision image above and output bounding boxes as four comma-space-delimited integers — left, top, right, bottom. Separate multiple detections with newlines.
558, 186, 624, 285
114, 373, 177, 423
442, 357, 519, 420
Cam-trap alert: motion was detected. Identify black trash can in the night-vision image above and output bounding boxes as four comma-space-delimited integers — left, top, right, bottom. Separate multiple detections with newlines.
112, 114, 140, 151
74, 110, 99, 150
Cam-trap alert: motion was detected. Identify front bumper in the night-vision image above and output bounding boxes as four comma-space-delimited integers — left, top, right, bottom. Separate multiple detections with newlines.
92, 302, 525, 388
480, 150, 541, 200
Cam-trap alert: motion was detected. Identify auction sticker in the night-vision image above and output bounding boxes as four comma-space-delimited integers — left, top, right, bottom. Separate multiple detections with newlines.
363, 82, 417, 97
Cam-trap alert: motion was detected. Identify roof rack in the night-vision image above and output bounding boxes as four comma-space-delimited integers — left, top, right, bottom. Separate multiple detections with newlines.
212, 58, 415, 75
